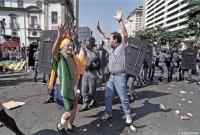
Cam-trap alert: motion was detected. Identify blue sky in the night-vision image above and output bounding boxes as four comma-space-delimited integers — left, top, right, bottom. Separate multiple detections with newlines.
79, 0, 143, 44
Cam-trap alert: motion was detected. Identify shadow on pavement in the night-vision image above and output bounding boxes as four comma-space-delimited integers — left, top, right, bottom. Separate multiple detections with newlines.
77, 109, 146, 135
133, 99, 172, 121
95, 90, 170, 109
0, 72, 28, 79
135, 90, 170, 100
77, 110, 127, 135
0, 78, 34, 87
32, 129, 59, 135
77, 99, 171, 134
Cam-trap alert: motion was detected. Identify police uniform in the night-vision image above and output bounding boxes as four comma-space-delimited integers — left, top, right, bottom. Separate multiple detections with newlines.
158, 50, 168, 82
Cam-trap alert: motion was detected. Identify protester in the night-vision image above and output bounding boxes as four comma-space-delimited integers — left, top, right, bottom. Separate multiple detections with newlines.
50, 23, 86, 134
0, 102, 24, 135
97, 10, 135, 129
27, 44, 35, 71
79, 36, 100, 112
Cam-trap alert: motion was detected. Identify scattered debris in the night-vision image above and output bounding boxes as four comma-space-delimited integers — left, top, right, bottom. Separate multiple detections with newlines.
108, 124, 113, 127
41, 83, 46, 86
2, 101, 25, 110
9, 85, 15, 88
96, 124, 100, 128
187, 113, 193, 117
159, 104, 165, 110
82, 128, 87, 132
180, 91, 186, 94
175, 110, 180, 115
16, 102, 25, 106
181, 115, 190, 120
188, 101, 192, 104
130, 125, 137, 132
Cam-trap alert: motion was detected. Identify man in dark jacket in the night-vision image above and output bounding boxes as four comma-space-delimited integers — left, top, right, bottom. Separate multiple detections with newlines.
79, 37, 100, 112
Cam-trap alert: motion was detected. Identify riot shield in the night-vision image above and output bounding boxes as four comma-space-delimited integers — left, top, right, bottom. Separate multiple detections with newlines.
181, 48, 197, 70
38, 30, 57, 74
125, 37, 149, 77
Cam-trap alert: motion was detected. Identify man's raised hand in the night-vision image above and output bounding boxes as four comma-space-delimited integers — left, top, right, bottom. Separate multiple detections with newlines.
58, 23, 68, 40
113, 10, 123, 22
97, 21, 103, 34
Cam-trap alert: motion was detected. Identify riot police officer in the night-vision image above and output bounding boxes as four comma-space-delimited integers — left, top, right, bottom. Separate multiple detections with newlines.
157, 49, 169, 83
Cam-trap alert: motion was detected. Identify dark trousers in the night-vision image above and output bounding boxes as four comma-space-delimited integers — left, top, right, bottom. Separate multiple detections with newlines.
81, 71, 97, 104
34, 61, 48, 82
148, 64, 155, 80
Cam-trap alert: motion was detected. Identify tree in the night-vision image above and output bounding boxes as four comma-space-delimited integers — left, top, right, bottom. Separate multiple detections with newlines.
159, 29, 188, 48
187, 0, 200, 45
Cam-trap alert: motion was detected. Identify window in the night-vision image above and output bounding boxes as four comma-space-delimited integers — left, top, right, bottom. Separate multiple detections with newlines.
17, 0, 23, 8
169, 24, 177, 29
0, 0, 4, 7
155, 17, 164, 24
31, 16, 38, 28
51, 12, 58, 24
167, 11, 179, 18
168, 0, 176, 6
179, 21, 187, 26
9, 14, 19, 29
167, 3, 179, 12
155, 12, 164, 18
166, 17, 178, 24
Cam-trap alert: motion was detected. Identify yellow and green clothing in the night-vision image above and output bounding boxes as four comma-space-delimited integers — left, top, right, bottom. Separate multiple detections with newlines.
51, 50, 86, 111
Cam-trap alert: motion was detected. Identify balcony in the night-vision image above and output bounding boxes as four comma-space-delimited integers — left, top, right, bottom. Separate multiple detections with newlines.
10, 23, 20, 30
29, 24, 41, 29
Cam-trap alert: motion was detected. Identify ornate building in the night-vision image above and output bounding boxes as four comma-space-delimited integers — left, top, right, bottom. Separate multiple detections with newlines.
0, 0, 78, 46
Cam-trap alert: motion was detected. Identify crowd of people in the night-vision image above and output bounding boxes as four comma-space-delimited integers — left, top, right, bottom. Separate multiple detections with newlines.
1, 9, 200, 135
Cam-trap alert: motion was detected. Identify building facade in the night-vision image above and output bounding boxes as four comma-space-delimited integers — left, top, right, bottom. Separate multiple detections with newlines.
125, 6, 143, 37
143, 0, 189, 31
0, 0, 78, 47
78, 26, 91, 42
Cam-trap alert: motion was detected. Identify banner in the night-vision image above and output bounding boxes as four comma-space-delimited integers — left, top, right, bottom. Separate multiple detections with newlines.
0, 60, 26, 72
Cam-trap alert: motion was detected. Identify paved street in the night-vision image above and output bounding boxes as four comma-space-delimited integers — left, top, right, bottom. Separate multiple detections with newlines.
0, 71, 200, 135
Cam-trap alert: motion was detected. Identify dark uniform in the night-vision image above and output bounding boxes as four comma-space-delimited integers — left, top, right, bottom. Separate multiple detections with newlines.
148, 48, 157, 81
171, 50, 181, 81
79, 37, 100, 112
157, 50, 168, 82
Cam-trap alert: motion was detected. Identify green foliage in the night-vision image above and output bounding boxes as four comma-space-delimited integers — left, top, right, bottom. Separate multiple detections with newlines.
186, 0, 200, 44
137, 27, 187, 48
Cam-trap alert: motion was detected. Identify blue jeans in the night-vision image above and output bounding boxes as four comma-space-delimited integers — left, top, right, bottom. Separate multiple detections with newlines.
105, 73, 131, 116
